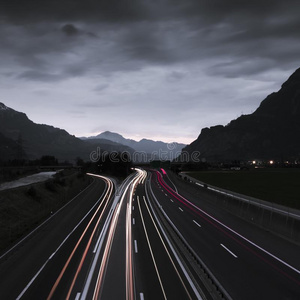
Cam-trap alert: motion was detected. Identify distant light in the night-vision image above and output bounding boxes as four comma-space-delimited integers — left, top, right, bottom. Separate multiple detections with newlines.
252, 160, 256, 165
269, 160, 274, 165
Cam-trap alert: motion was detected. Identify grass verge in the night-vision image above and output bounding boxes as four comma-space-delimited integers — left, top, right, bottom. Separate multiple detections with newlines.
0, 170, 92, 253
186, 168, 300, 210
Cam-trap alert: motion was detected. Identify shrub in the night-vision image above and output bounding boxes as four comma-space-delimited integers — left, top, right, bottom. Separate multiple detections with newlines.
27, 186, 37, 197
45, 180, 56, 192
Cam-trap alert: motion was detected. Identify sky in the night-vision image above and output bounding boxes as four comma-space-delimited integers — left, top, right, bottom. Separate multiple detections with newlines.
1, 0, 300, 144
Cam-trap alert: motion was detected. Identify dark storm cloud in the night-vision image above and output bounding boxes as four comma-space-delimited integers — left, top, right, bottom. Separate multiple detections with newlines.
166, 71, 187, 82
61, 24, 79, 36
2, 0, 300, 144
2, 0, 299, 31
0, 0, 149, 23
1, 0, 300, 78
18, 70, 63, 82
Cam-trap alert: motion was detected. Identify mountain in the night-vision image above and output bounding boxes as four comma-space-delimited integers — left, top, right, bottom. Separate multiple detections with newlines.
0, 132, 19, 161
85, 131, 135, 146
0, 103, 133, 162
83, 131, 186, 161
182, 67, 300, 162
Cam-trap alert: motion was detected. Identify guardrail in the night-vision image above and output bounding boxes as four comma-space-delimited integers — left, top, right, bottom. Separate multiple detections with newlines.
146, 174, 232, 300
179, 173, 300, 243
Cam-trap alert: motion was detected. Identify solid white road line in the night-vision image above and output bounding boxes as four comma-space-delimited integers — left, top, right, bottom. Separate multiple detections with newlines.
1, 177, 102, 261
137, 197, 167, 299
193, 220, 201, 227
16, 178, 112, 300
158, 174, 300, 276
221, 244, 238, 258
142, 195, 200, 299
16, 261, 48, 300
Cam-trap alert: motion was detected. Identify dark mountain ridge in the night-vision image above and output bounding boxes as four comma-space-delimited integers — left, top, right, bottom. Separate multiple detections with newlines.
0, 103, 133, 162
183, 68, 300, 162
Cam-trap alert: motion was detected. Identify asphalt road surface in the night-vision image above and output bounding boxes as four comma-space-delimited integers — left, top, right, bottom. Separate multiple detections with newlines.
1, 169, 299, 300
0, 174, 112, 299
150, 169, 300, 300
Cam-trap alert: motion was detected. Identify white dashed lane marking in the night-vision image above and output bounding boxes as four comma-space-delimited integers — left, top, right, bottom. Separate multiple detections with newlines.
220, 244, 238, 258
193, 220, 201, 227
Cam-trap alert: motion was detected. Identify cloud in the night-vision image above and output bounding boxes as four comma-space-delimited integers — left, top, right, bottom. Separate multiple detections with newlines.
94, 83, 110, 92
1, 1, 300, 81
1, 0, 300, 144
166, 71, 187, 82
61, 24, 79, 36
17, 70, 63, 82
206, 59, 276, 78
0, 0, 149, 23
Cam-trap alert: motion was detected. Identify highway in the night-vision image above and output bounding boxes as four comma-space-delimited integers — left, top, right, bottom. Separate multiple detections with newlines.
149, 169, 300, 300
131, 172, 202, 300
0, 174, 114, 299
0, 168, 299, 299
78, 169, 201, 299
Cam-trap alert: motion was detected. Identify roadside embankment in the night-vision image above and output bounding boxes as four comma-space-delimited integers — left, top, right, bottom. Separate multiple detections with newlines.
0, 170, 92, 253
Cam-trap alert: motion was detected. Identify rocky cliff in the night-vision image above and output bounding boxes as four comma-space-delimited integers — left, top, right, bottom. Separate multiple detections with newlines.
183, 68, 300, 162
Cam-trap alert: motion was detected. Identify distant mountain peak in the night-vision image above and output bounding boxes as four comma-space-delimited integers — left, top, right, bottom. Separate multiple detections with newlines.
101, 130, 117, 135
99, 131, 125, 139
83, 131, 186, 160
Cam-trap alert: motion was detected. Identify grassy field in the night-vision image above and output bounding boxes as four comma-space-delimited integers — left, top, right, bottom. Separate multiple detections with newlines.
186, 168, 300, 210
0, 170, 92, 253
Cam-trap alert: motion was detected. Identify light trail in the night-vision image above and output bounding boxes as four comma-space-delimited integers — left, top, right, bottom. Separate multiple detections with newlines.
16, 175, 110, 300
80, 189, 122, 300
146, 176, 205, 299
126, 168, 145, 300
80, 169, 144, 300
155, 171, 300, 285
141, 195, 193, 300
47, 174, 113, 300
137, 196, 167, 300
92, 202, 121, 299
65, 176, 114, 299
